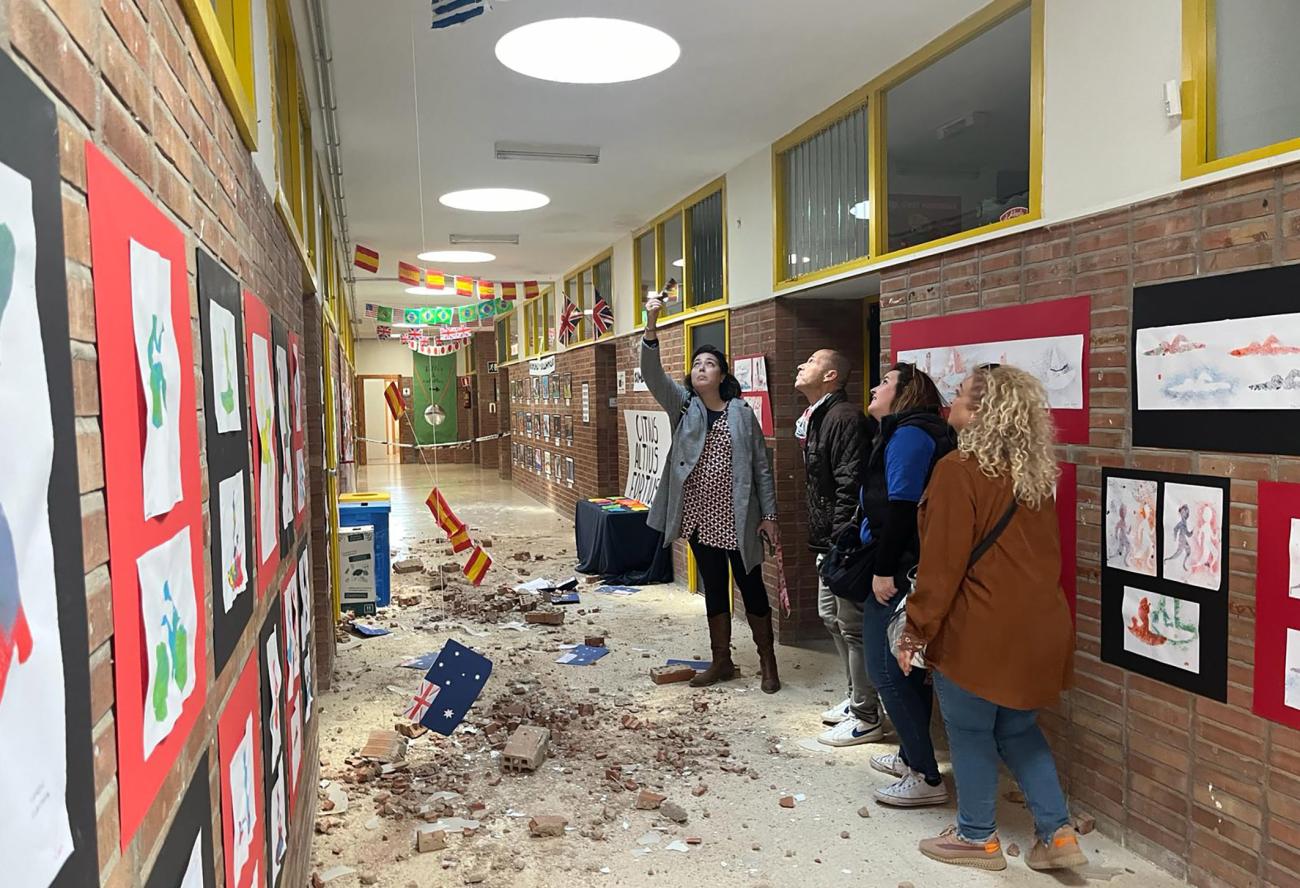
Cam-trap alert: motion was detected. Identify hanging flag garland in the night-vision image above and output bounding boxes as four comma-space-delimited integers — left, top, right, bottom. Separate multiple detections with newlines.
353, 244, 380, 272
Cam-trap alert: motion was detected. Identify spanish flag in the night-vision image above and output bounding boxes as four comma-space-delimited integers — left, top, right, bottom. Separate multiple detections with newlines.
384, 381, 405, 419
425, 487, 466, 538
500, 282, 518, 301
448, 524, 473, 553
354, 245, 380, 272
462, 546, 491, 586
523, 280, 540, 300
398, 261, 422, 286
426, 269, 446, 290
478, 280, 495, 300
455, 276, 474, 297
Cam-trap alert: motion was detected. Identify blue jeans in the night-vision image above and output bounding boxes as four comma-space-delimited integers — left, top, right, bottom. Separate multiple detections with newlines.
861, 592, 939, 782
933, 671, 1070, 843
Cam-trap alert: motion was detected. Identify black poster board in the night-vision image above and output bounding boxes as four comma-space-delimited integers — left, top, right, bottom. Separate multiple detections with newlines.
196, 250, 253, 675
257, 595, 288, 887
1100, 468, 1230, 700
0, 51, 98, 888
1132, 264, 1300, 455
271, 316, 293, 558
142, 753, 216, 888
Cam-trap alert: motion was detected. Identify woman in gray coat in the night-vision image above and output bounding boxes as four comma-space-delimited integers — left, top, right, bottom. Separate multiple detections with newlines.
641, 293, 781, 693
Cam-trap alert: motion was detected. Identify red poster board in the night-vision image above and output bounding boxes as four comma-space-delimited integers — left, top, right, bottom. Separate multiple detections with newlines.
288, 331, 307, 526
889, 296, 1092, 445
86, 143, 208, 850
280, 564, 304, 813
245, 291, 280, 596
218, 651, 266, 888
1253, 482, 1300, 729
1057, 462, 1078, 621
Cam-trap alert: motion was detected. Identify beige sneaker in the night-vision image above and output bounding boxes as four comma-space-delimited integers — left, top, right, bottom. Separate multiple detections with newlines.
1026, 825, 1088, 870
918, 826, 1008, 871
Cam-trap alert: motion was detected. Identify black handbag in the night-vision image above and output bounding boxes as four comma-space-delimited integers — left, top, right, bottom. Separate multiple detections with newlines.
817, 506, 876, 602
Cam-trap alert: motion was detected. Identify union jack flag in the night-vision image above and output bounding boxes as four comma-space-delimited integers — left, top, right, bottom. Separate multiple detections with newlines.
559, 297, 580, 345
404, 679, 441, 722
432, 0, 489, 30
592, 290, 614, 335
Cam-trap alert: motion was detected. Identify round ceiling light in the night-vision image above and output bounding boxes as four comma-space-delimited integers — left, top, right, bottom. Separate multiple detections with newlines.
495, 18, 680, 84
416, 250, 496, 263
438, 188, 550, 212
404, 286, 456, 297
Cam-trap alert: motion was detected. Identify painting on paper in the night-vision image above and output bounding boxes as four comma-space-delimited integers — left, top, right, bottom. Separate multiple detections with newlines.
264, 629, 282, 763
208, 300, 242, 434
1161, 482, 1223, 591
295, 450, 306, 516
228, 716, 257, 882
275, 344, 292, 529
179, 834, 205, 888
1286, 629, 1300, 711
1104, 477, 1157, 577
0, 158, 76, 888
268, 770, 286, 884
131, 240, 183, 518
1290, 518, 1300, 599
897, 333, 1084, 409
1122, 587, 1200, 674
1135, 311, 1300, 411
217, 471, 248, 612
252, 335, 277, 562
138, 528, 198, 757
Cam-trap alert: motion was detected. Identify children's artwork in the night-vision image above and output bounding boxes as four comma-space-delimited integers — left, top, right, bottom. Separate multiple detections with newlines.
208, 299, 242, 433
275, 338, 292, 531
217, 471, 248, 612
1287, 629, 1300, 711
1251, 483, 1300, 728
142, 754, 216, 888
298, 547, 315, 722
130, 240, 184, 518
1122, 587, 1201, 674
218, 654, 264, 888
228, 717, 257, 881
1104, 476, 1157, 577
256, 598, 287, 884
252, 333, 277, 563
287, 698, 303, 803
1290, 518, 1300, 599
138, 529, 198, 757
179, 835, 206, 888
264, 628, 282, 763
898, 333, 1085, 409
267, 770, 287, 885
1161, 482, 1223, 591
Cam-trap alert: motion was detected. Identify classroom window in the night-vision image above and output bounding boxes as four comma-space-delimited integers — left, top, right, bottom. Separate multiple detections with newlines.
683, 310, 729, 375
634, 230, 658, 323
632, 179, 724, 321
179, 0, 257, 148
594, 255, 612, 336
687, 189, 724, 308
563, 251, 614, 343
662, 212, 685, 300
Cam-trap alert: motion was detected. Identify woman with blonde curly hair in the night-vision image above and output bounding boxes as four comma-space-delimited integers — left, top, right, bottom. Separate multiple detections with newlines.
899, 364, 1084, 873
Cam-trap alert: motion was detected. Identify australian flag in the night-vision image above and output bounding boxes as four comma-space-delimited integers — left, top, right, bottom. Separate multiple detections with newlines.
432, 0, 489, 29
411, 639, 492, 735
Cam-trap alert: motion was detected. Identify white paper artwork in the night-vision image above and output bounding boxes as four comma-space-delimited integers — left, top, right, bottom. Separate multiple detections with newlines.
295, 449, 307, 516
1104, 477, 1158, 577
208, 299, 242, 433
269, 769, 287, 884
292, 342, 304, 433
218, 470, 248, 611
265, 628, 282, 763
138, 527, 198, 758
897, 333, 1085, 409
289, 698, 304, 785
130, 239, 184, 518
1286, 629, 1300, 710
276, 345, 292, 529
252, 334, 277, 562
1161, 482, 1223, 591
229, 714, 257, 882
1122, 586, 1200, 674
179, 833, 206, 888
1289, 518, 1300, 600
0, 160, 75, 888
733, 357, 753, 392
1136, 312, 1300, 410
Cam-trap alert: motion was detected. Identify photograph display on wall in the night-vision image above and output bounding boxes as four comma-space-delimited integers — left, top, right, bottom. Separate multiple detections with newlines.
891, 295, 1091, 444
1252, 482, 1300, 730
0, 52, 98, 888
1100, 468, 1229, 701
1132, 264, 1300, 454
142, 754, 216, 888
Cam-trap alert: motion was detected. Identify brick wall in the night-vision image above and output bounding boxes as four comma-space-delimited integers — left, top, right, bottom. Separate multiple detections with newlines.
472, 331, 499, 470
876, 162, 1300, 887
1, 2, 320, 886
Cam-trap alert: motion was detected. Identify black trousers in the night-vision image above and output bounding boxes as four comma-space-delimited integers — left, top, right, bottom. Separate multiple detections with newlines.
689, 535, 771, 618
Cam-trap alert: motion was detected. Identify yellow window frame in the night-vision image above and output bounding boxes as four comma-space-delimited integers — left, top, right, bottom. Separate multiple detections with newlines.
772, 0, 1044, 289
178, 0, 257, 149
1181, 0, 1300, 178
631, 177, 728, 326
563, 248, 615, 344
270, 0, 316, 283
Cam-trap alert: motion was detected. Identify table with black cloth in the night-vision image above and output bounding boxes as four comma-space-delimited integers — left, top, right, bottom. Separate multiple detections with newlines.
573, 499, 674, 584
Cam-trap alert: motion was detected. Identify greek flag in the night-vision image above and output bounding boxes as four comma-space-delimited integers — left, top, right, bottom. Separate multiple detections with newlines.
432, 0, 489, 29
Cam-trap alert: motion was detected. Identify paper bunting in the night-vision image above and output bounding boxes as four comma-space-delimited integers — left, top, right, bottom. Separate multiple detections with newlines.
455, 276, 473, 297
478, 280, 495, 300
376, 306, 392, 324
353, 245, 379, 272
383, 382, 405, 419
398, 262, 422, 286
433, 306, 455, 325
479, 299, 497, 320
426, 487, 465, 537
524, 281, 540, 300
425, 269, 445, 289
364, 303, 377, 318
375, 325, 392, 339
403, 308, 419, 325
462, 547, 492, 586
419, 306, 436, 325
500, 282, 517, 300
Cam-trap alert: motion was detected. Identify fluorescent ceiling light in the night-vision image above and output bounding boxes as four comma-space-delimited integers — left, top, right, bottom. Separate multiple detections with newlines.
417, 250, 496, 263
405, 286, 457, 296
449, 233, 520, 245
849, 200, 871, 220
495, 141, 600, 164
439, 189, 549, 212
495, 18, 680, 84
671, 258, 685, 268
391, 323, 428, 329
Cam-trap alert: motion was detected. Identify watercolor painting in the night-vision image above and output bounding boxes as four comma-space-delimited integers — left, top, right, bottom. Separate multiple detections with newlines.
290, 697, 303, 786
1105, 477, 1157, 576
0, 159, 76, 888
1286, 629, 1300, 711
269, 769, 287, 884
1122, 586, 1201, 674
1162, 482, 1223, 591
131, 239, 184, 518
252, 334, 277, 562
283, 571, 300, 688
218, 471, 247, 612
1291, 518, 1300, 600
275, 344, 292, 529
897, 333, 1085, 409
265, 627, 282, 763
295, 449, 307, 516
1136, 312, 1300, 410
228, 714, 257, 882
208, 299, 241, 434
138, 527, 198, 758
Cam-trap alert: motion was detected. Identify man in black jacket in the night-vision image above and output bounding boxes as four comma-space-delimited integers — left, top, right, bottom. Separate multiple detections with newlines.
795, 349, 882, 746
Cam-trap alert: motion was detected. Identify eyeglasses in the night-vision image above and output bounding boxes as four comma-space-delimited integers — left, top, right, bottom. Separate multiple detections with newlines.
976, 363, 1001, 371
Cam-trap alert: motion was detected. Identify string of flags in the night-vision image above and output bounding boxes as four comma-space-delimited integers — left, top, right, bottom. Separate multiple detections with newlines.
352, 244, 540, 303
424, 487, 494, 585
364, 297, 516, 329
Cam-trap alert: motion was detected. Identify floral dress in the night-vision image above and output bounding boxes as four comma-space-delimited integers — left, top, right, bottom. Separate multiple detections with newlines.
679, 405, 738, 550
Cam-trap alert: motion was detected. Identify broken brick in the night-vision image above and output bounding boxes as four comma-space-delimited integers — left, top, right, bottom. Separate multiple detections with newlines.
1074, 814, 1096, 835
779, 796, 795, 808
393, 558, 423, 574
650, 664, 697, 684
415, 825, 448, 853
634, 790, 666, 810
525, 610, 564, 626
584, 636, 605, 647
501, 725, 551, 773
528, 815, 568, 838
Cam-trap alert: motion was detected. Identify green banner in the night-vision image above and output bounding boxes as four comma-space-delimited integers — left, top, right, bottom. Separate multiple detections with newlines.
376, 305, 392, 324
411, 351, 458, 445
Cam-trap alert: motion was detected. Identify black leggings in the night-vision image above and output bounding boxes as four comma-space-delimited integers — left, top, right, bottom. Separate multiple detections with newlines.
689, 535, 771, 618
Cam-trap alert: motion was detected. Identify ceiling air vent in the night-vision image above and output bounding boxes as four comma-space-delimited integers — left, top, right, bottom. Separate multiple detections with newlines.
494, 141, 601, 164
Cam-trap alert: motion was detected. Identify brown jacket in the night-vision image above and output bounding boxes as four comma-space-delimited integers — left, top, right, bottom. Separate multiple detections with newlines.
906, 451, 1073, 711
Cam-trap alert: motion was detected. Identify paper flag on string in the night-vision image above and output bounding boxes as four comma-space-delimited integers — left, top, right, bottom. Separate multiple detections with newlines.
455, 276, 473, 297
433, 306, 454, 325
353, 245, 379, 272
420, 306, 436, 325
384, 381, 405, 419
397, 262, 422, 286
457, 303, 479, 324
425, 487, 466, 537
376, 305, 393, 324
462, 546, 491, 586
375, 325, 392, 340
477, 280, 494, 300
479, 299, 497, 319
364, 303, 377, 318
500, 282, 517, 300
524, 281, 540, 300
425, 269, 445, 289
556, 645, 608, 666
404, 679, 437, 721
403, 308, 419, 325
448, 525, 472, 553
415, 640, 492, 734
495, 297, 512, 315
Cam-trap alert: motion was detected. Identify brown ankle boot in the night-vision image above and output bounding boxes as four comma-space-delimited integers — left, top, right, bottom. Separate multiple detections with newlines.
747, 612, 781, 694
690, 613, 738, 687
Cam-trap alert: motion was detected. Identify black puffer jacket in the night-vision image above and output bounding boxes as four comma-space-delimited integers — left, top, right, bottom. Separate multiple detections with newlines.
803, 391, 876, 551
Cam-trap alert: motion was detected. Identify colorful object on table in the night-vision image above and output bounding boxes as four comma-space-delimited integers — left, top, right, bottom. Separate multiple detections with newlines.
415, 639, 492, 736
462, 546, 492, 586
556, 645, 608, 665
398, 262, 422, 287
383, 381, 405, 419
593, 290, 614, 335
353, 245, 379, 272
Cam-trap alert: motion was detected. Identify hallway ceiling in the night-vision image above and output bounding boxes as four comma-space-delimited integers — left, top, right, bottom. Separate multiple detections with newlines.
324, 0, 989, 322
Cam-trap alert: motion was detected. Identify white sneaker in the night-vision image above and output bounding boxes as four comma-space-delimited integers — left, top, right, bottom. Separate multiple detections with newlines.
874, 769, 949, 807
820, 698, 852, 725
817, 717, 885, 747
870, 751, 906, 778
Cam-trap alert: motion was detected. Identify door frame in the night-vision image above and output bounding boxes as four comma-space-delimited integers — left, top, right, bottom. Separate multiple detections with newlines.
356, 373, 402, 467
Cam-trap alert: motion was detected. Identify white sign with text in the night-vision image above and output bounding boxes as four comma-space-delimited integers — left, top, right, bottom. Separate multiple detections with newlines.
623, 410, 672, 505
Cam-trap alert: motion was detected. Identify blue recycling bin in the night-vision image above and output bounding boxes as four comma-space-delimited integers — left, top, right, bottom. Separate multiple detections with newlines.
339, 492, 392, 608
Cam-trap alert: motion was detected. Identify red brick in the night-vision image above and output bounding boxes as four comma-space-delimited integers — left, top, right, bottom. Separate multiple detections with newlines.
92, 712, 117, 798
81, 493, 109, 571
103, 0, 150, 58
1134, 234, 1196, 261
1199, 455, 1271, 481
85, 565, 112, 651
1204, 194, 1274, 227
1204, 241, 1275, 272
76, 417, 104, 493
72, 347, 99, 415
1135, 255, 1197, 283
10, 0, 99, 125
1202, 218, 1274, 251
101, 28, 154, 131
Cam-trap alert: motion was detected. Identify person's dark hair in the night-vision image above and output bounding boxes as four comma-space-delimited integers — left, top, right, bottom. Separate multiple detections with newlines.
686, 345, 742, 401
888, 362, 945, 414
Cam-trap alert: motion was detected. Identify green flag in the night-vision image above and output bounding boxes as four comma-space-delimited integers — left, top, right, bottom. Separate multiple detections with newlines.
376, 305, 393, 324
411, 351, 459, 445
433, 306, 454, 325
420, 306, 437, 325
404, 308, 419, 325
458, 303, 479, 324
